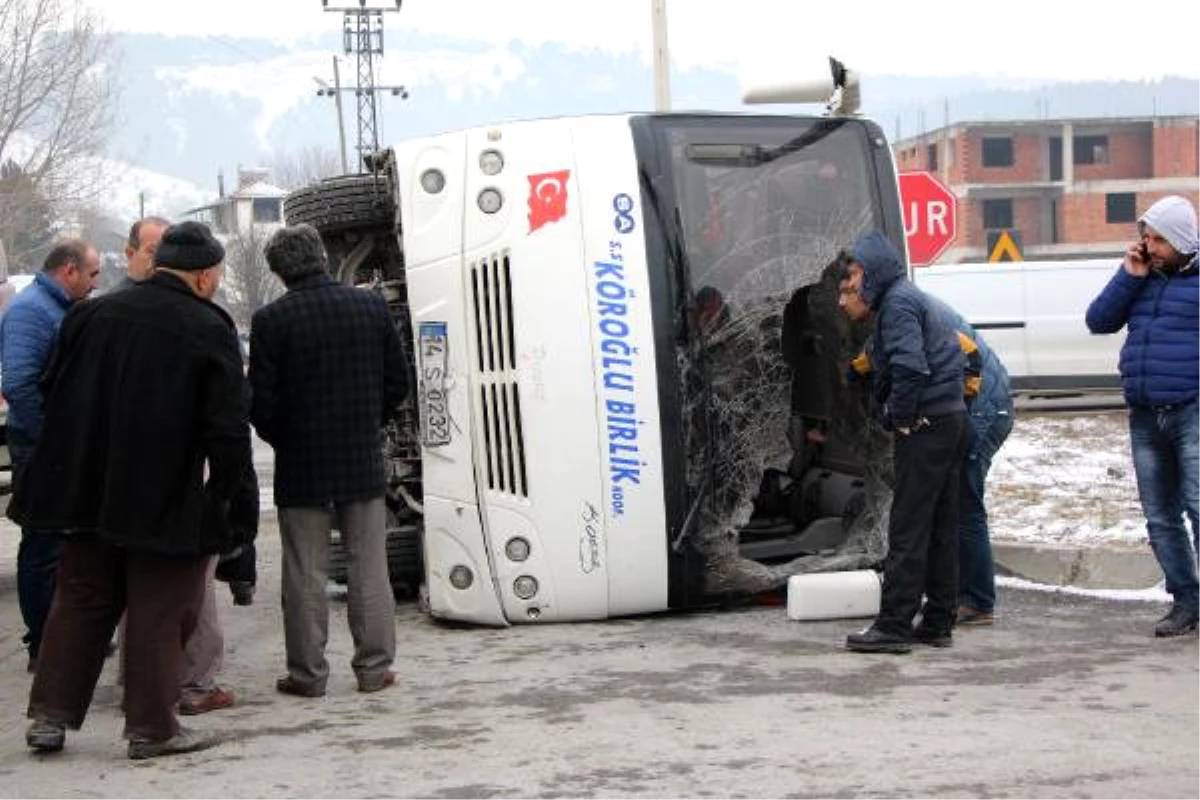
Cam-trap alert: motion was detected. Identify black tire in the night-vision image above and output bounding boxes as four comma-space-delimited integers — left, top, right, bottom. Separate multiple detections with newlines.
385, 523, 424, 599
328, 530, 350, 585
326, 524, 424, 599
283, 174, 395, 234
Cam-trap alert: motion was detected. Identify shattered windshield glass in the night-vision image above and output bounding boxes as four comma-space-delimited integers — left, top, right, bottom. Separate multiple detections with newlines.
654, 116, 897, 596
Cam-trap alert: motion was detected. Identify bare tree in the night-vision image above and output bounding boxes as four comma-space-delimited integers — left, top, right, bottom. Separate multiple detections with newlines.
0, 0, 117, 269
219, 224, 284, 329
268, 145, 343, 192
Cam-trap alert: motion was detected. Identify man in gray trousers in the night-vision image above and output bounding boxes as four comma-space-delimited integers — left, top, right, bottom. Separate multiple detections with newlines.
250, 223, 408, 696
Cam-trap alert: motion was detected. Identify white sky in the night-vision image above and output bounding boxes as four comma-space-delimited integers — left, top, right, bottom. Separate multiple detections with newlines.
93, 0, 1200, 82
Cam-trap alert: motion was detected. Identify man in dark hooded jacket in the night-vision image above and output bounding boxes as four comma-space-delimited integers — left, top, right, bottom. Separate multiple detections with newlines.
837, 232, 968, 653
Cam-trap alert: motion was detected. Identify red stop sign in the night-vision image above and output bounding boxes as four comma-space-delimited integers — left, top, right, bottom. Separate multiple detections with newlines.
898, 172, 957, 266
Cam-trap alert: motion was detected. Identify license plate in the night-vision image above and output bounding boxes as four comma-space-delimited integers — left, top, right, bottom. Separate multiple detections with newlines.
418, 322, 451, 447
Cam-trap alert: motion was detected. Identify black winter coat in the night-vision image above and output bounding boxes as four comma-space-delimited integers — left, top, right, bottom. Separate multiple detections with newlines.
248, 274, 407, 507
6, 272, 256, 557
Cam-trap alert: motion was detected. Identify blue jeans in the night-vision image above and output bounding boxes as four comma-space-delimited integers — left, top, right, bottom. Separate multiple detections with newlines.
8, 428, 66, 659
958, 409, 1014, 613
1129, 401, 1200, 613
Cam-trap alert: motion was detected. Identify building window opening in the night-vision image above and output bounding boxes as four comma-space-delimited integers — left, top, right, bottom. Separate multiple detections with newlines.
982, 198, 1013, 230
252, 198, 282, 224
1105, 192, 1136, 224
1073, 135, 1109, 165
981, 137, 1014, 168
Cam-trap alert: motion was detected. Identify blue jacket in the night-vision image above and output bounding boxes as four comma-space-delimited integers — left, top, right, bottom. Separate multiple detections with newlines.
1085, 254, 1199, 407
851, 232, 965, 428
0, 272, 74, 438
927, 294, 1014, 427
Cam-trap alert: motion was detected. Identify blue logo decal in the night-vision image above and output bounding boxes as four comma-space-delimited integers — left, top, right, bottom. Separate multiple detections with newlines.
612, 193, 635, 234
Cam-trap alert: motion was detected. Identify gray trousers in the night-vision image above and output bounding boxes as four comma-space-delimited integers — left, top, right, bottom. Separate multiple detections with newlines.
279, 498, 395, 692
181, 558, 223, 692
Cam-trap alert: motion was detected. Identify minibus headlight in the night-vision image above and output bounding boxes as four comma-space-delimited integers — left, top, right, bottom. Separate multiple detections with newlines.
448, 565, 474, 590
504, 537, 531, 562
513, 575, 538, 600
420, 168, 446, 194
479, 149, 504, 176
477, 187, 503, 214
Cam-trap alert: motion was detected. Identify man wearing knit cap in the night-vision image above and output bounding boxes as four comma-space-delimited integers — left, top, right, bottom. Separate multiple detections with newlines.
11, 220, 257, 758
1087, 195, 1199, 638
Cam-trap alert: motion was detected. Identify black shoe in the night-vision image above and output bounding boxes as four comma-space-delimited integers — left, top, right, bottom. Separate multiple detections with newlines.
26, 719, 66, 753
1154, 606, 1199, 638
913, 626, 953, 648
846, 626, 912, 654
127, 726, 218, 760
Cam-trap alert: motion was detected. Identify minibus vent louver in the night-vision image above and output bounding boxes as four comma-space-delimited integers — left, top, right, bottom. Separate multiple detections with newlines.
470, 252, 528, 498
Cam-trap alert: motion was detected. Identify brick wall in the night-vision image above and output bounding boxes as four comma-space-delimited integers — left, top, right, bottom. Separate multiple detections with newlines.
1073, 128, 1152, 181
1153, 122, 1199, 177
960, 132, 1044, 183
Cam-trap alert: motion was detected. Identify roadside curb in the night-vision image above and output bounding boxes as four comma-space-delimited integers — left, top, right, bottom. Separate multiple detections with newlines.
994, 541, 1160, 591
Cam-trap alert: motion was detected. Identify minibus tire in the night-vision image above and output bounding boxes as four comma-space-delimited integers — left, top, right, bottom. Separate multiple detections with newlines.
283, 174, 395, 234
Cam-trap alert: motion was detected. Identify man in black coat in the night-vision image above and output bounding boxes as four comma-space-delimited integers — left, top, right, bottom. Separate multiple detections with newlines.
11, 221, 256, 759
250, 223, 407, 697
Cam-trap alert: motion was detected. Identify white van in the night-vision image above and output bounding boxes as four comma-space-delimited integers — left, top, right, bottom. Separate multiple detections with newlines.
914, 259, 1123, 394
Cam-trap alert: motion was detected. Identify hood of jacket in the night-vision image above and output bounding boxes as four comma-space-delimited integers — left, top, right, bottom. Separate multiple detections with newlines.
1139, 195, 1199, 258
850, 231, 907, 309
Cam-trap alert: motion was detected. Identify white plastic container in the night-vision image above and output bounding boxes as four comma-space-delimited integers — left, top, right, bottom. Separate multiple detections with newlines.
787, 570, 881, 621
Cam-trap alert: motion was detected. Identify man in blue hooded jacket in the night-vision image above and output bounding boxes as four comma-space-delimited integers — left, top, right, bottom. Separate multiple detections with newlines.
1086, 195, 1199, 638
837, 232, 968, 653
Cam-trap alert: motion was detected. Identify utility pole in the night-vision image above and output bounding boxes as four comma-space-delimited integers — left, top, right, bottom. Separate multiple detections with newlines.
322, 0, 408, 170
315, 56, 350, 173
651, 0, 671, 111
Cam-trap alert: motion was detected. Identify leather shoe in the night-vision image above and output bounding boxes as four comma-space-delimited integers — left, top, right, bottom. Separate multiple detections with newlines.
179, 686, 235, 715
846, 626, 912, 654
1154, 606, 1199, 638
357, 670, 397, 693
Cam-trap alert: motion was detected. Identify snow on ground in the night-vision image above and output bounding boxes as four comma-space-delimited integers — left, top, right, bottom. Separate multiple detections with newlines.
988, 408, 1147, 548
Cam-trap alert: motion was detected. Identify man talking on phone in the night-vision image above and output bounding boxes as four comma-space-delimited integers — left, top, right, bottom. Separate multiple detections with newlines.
1086, 195, 1199, 638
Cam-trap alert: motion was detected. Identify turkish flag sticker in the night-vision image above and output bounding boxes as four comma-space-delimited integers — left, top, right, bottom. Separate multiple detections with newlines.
527, 170, 571, 233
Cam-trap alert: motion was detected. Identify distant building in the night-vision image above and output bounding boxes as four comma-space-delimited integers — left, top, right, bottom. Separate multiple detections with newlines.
892, 114, 1199, 263
183, 166, 286, 237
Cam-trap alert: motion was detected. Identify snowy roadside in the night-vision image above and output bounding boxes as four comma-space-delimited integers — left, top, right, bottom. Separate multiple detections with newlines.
989, 408, 1146, 548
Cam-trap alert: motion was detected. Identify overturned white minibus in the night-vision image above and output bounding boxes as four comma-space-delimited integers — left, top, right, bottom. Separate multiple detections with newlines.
283, 67, 908, 625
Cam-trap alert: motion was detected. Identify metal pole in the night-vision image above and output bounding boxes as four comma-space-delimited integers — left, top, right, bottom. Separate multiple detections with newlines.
651, 0, 670, 111
332, 55, 350, 173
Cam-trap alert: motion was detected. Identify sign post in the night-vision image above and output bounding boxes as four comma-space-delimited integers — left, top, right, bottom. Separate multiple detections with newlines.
898, 172, 957, 267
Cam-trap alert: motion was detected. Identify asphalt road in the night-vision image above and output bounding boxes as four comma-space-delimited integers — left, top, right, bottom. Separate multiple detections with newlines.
1, 436, 1197, 798
1, 508, 1197, 798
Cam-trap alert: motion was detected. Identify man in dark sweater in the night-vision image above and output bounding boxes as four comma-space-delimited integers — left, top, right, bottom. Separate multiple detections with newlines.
837, 232, 968, 654
251, 223, 408, 697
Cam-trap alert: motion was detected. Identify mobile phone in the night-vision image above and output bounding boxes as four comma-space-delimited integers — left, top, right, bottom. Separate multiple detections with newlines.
1137, 242, 1150, 262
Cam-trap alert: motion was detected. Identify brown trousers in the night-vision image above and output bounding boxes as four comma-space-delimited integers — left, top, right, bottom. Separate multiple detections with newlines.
27, 536, 209, 741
